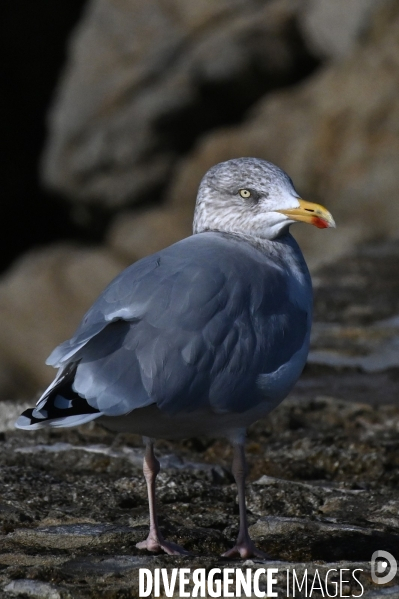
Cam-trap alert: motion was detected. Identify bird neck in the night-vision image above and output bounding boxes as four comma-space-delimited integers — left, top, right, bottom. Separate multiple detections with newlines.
194, 226, 292, 253
196, 229, 311, 286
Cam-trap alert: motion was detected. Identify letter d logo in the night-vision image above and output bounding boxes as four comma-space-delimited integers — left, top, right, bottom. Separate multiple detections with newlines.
371, 551, 397, 585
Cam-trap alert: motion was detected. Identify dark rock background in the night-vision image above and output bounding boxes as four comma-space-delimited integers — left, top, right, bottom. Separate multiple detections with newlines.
1, 0, 89, 272
1, 1, 399, 596
2, 0, 399, 398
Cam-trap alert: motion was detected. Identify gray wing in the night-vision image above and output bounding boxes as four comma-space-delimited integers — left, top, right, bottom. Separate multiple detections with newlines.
47, 233, 310, 416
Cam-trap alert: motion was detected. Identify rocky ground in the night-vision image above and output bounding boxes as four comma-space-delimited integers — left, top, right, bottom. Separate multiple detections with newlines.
1, 238, 399, 598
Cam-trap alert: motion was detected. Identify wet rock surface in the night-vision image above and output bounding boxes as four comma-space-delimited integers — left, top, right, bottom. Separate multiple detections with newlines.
1, 237, 399, 597
1, 395, 399, 597
296, 239, 399, 409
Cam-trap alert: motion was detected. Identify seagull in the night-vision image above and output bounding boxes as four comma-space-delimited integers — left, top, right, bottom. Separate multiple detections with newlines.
16, 158, 335, 558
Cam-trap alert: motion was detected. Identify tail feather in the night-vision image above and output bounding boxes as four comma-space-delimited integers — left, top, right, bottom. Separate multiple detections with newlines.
15, 364, 102, 430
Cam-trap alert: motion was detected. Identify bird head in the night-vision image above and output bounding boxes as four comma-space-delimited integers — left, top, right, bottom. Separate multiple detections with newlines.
193, 157, 335, 240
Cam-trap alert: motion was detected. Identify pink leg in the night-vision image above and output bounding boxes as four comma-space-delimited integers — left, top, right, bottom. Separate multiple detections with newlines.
136, 438, 189, 555
222, 443, 271, 559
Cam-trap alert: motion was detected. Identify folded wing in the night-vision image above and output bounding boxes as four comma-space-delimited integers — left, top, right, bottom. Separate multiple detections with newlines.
19, 232, 310, 427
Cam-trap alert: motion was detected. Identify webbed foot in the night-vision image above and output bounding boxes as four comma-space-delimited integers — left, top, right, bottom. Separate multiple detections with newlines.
136, 534, 190, 556
222, 538, 271, 559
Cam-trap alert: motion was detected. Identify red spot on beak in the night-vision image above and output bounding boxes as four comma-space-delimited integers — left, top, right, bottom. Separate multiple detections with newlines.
312, 216, 329, 229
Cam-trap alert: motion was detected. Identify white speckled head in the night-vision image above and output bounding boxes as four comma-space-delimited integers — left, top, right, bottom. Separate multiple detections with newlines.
193, 157, 302, 240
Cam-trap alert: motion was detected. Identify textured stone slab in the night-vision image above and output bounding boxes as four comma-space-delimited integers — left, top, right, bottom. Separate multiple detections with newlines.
3, 579, 61, 599
8, 523, 141, 551
59, 554, 153, 576
363, 586, 399, 598
309, 315, 399, 373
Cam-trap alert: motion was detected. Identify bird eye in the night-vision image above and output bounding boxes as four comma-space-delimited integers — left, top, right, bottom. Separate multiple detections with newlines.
239, 189, 251, 198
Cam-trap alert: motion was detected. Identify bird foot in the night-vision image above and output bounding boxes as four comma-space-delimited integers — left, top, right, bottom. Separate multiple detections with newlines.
136, 534, 190, 556
222, 538, 271, 559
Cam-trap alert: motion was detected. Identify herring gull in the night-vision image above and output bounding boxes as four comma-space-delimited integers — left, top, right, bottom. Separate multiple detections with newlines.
16, 158, 335, 558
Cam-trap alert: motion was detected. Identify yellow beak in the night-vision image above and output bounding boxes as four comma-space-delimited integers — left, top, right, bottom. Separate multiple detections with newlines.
277, 199, 336, 229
